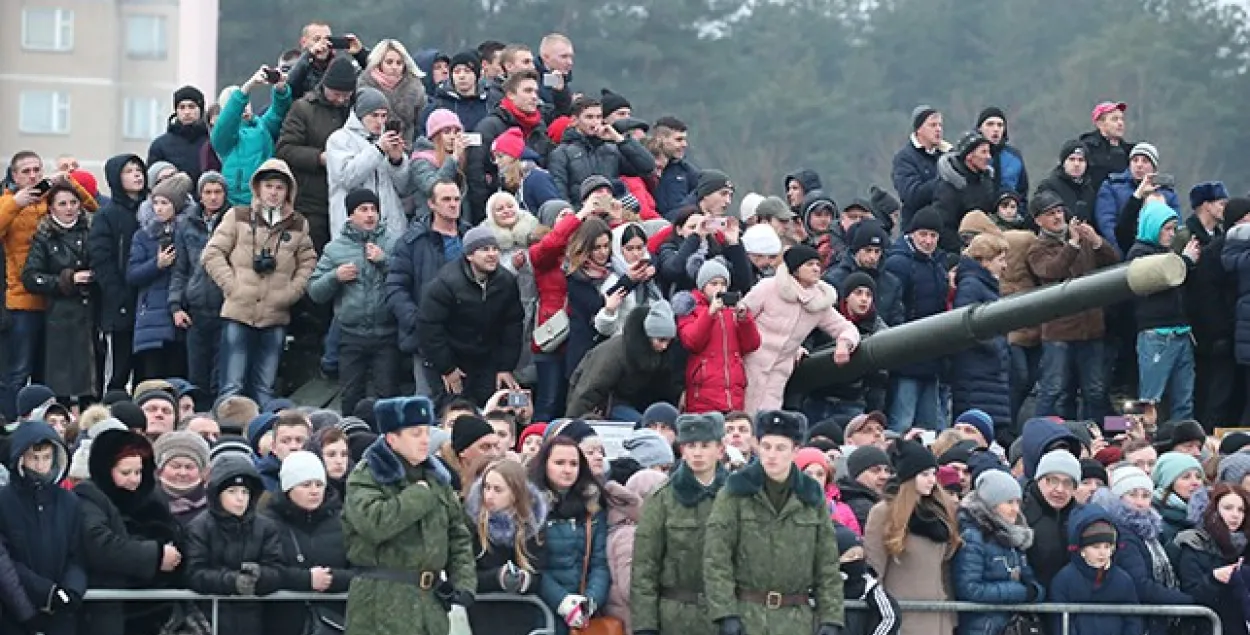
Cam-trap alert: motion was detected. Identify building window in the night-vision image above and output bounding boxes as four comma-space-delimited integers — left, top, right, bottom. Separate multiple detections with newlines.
19, 91, 71, 135
123, 98, 165, 141
126, 14, 168, 59
21, 8, 74, 52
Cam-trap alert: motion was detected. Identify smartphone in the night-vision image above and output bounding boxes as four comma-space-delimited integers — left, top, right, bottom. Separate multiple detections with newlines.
326, 36, 352, 49
1103, 416, 1129, 432
384, 119, 403, 134
263, 66, 281, 83
31, 178, 53, 196
1152, 173, 1176, 189
704, 216, 728, 231
719, 291, 741, 307
542, 72, 562, 88
463, 132, 482, 147
507, 391, 530, 408
919, 430, 937, 446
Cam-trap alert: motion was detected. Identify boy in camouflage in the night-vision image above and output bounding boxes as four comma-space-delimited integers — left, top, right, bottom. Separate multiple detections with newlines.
631, 411, 730, 635
703, 410, 844, 635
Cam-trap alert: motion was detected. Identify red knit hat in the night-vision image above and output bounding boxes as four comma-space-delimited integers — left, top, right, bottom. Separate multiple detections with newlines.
547, 115, 573, 144
70, 170, 99, 198
517, 423, 548, 452
492, 127, 526, 159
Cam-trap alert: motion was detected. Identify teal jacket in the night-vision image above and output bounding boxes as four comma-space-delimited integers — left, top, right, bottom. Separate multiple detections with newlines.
308, 222, 398, 339
211, 85, 292, 205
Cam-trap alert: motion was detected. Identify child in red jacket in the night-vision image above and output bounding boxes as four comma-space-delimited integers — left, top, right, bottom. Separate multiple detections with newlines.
673, 259, 761, 413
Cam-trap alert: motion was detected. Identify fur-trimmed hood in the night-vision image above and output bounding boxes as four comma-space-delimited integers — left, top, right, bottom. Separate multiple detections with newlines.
464, 477, 549, 545
960, 489, 1034, 550
483, 207, 540, 252
774, 262, 837, 313
724, 460, 825, 509
937, 152, 994, 190
669, 461, 727, 507
360, 434, 451, 487
543, 481, 604, 518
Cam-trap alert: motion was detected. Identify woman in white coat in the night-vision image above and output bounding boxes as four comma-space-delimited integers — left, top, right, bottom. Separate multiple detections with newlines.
325, 86, 412, 241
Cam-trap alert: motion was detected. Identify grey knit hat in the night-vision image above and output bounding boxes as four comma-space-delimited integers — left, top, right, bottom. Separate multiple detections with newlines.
642, 300, 677, 339
463, 226, 499, 255
353, 86, 390, 118
695, 259, 731, 291
1035, 449, 1081, 483
623, 429, 674, 469
197, 170, 227, 195
153, 430, 211, 471
538, 199, 573, 227
974, 469, 1022, 506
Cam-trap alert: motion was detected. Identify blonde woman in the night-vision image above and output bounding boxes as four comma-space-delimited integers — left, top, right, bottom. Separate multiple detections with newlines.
357, 39, 426, 145
465, 459, 548, 635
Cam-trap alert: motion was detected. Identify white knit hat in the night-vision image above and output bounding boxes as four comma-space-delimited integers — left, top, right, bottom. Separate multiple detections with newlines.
1110, 465, 1154, 499
280, 450, 326, 492
739, 192, 765, 223
742, 224, 782, 256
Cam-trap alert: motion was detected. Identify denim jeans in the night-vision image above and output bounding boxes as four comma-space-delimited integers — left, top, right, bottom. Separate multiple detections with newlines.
0, 310, 44, 420
802, 397, 865, 425
219, 320, 285, 409
321, 318, 340, 374
1034, 340, 1109, 421
1010, 344, 1042, 424
610, 404, 643, 423
533, 353, 567, 423
887, 376, 940, 432
185, 310, 223, 395
1137, 331, 1195, 421
339, 333, 399, 417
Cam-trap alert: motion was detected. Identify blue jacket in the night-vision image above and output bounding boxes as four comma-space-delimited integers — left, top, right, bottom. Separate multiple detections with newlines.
0, 422, 87, 635
1048, 504, 1142, 635
210, 85, 292, 205
89, 154, 146, 332
656, 159, 700, 220
419, 82, 491, 138
950, 257, 1011, 433
1221, 223, 1250, 365
1018, 417, 1082, 481
127, 222, 177, 353
992, 143, 1029, 202
823, 251, 905, 326
1099, 493, 1191, 635
1094, 169, 1180, 256
538, 506, 609, 635
168, 205, 224, 315
891, 139, 942, 229
384, 221, 460, 354
883, 235, 948, 378
520, 164, 562, 214
952, 497, 1043, 635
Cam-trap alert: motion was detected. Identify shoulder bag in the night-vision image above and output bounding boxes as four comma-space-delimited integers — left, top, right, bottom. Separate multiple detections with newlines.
572, 515, 625, 635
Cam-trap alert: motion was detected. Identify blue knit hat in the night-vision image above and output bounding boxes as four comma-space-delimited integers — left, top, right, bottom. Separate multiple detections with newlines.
373, 396, 436, 434
954, 409, 994, 446
1189, 181, 1229, 210
245, 414, 279, 453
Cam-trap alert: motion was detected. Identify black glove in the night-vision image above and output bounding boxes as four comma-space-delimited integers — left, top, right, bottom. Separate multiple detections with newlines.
1025, 582, 1040, 602
452, 589, 475, 609
48, 586, 73, 612
718, 616, 745, 635
815, 624, 842, 635
436, 580, 474, 609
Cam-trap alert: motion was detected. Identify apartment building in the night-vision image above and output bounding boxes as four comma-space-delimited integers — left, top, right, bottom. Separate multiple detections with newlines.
0, 0, 219, 182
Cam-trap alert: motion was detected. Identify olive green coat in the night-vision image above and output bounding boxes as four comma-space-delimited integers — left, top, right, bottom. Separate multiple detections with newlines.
703, 462, 844, 635
342, 436, 476, 635
630, 464, 728, 635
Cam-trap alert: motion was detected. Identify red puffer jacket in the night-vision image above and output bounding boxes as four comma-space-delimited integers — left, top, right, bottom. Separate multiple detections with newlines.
527, 212, 582, 353
675, 289, 762, 413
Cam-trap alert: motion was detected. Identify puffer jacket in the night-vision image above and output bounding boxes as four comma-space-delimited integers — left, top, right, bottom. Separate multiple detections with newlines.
1174, 527, 1248, 635
147, 119, 209, 182
527, 212, 582, 353
1094, 169, 1180, 256
184, 458, 285, 635
211, 84, 292, 205
168, 203, 225, 315
656, 158, 701, 220
1, 177, 97, 311
567, 305, 682, 416
823, 250, 905, 326
991, 142, 1029, 202
383, 220, 461, 354
128, 210, 185, 353
1097, 491, 1190, 635
674, 289, 761, 413
325, 111, 412, 241
201, 158, 318, 329
952, 491, 1044, 635
1036, 165, 1097, 224
950, 256, 1011, 434
89, 154, 145, 331
419, 81, 490, 138
891, 137, 947, 228
416, 258, 524, 375
261, 491, 354, 635
883, 234, 948, 378
466, 105, 557, 225
536, 485, 610, 635
1048, 504, 1142, 635
1026, 227, 1119, 342
547, 128, 656, 203
604, 481, 646, 632
836, 477, 880, 531
308, 221, 397, 339
1222, 223, 1250, 364
933, 153, 997, 256
275, 86, 351, 226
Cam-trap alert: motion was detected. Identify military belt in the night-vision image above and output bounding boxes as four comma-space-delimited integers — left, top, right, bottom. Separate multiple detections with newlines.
659, 587, 704, 605
735, 588, 810, 609
358, 567, 440, 590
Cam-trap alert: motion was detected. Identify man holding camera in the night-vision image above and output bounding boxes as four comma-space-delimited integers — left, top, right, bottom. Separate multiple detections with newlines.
325, 87, 410, 241
202, 159, 317, 409
1093, 142, 1181, 257
285, 22, 370, 100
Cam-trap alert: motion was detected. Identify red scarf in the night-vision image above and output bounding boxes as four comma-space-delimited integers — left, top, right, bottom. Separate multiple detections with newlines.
501, 97, 542, 135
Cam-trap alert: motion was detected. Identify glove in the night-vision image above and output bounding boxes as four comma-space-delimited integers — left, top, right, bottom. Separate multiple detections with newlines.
435, 580, 474, 609
451, 589, 475, 609
48, 586, 73, 612
498, 561, 533, 593
717, 616, 745, 635
815, 624, 842, 635
557, 594, 589, 629
1025, 583, 1040, 602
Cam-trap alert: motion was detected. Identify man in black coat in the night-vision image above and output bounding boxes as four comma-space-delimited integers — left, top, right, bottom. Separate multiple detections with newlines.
465, 70, 555, 225
891, 105, 949, 230
89, 154, 148, 393
1189, 198, 1250, 427
417, 226, 524, 408
1079, 101, 1134, 191
823, 219, 905, 326
933, 130, 997, 256
147, 86, 209, 183
547, 96, 655, 203
1035, 140, 1099, 224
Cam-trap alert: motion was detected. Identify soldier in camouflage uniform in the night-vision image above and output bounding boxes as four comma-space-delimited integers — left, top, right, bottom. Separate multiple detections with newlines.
342, 396, 477, 635
631, 412, 730, 635
703, 410, 845, 635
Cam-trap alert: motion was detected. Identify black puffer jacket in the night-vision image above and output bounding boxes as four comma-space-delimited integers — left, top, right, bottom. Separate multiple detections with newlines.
547, 129, 656, 203
184, 457, 284, 635
89, 154, 146, 332
836, 477, 881, 531
168, 204, 224, 315
74, 427, 184, 635
147, 119, 209, 182
1035, 165, 1097, 224
416, 259, 525, 376
261, 491, 354, 635
1021, 480, 1076, 589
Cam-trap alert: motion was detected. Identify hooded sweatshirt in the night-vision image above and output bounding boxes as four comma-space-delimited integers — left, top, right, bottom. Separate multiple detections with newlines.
1126, 200, 1190, 332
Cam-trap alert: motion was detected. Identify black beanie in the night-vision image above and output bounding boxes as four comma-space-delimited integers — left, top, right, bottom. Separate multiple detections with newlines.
321, 55, 359, 92
841, 271, 876, 297
1080, 458, 1108, 485
890, 439, 938, 484
345, 188, 380, 216
451, 415, 496, 454
174, 85, 205, 112
600, 89, 630, 115
849, 219, 889, 253
808, 419, 844, 446
975, 106, 1006, 128
847, 446, 891, 478
110, 401, 147, 432
695, 170, 733, 201
1059, 139, 1087, 164
783, 244, 821, 273
938, 440, 976, 466
449, 50, 481, 77
955, 130, 991, 160
1226, 197, 1250, 227
909, 206, 942, 234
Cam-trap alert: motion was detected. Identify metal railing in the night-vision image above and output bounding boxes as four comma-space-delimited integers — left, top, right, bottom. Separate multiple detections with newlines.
83, 589, 556, 635
844, 599, 1222, 635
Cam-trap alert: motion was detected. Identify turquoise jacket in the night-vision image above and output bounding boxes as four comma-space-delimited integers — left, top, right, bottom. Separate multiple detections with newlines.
210, 85, 292, 205
308, 222, 397, 339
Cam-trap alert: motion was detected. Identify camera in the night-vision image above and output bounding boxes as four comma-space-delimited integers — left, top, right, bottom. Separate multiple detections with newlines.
719, 291, 741, 307
158, 225, 174, 251
262, 66, 282, 84
1152, 173, 1176, 189
253, 250, 277, 274
384, 119, 403, 134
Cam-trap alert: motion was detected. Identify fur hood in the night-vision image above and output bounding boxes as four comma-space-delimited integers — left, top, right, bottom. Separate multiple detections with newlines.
35, 211, 90, 240
606, 479, 644, 527
483, 208, 540, 252
960, 489, 1034, 550
724, 460, 825, 509
544, 481, 603, 517
774, 262, 837, 313
669, 461, 727, 507
360, 434, 452, 487
937, 152, 994, 190
464, 477, 549, 546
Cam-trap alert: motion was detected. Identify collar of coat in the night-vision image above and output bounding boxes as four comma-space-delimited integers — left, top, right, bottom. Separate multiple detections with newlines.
669, 462, 727, 507
361, 434, 451, 487
231, 204, 308, 234
774, 263, 836, 313
724, 460, 825, 509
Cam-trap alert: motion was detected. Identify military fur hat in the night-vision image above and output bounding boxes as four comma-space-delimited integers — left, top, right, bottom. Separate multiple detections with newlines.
675, 412, 725, 445
754, 410, 807, 444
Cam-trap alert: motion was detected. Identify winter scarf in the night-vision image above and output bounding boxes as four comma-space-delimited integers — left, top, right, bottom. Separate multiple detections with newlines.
1039, 225, 1070, 243
164, 482, 208, 517
962, 490, 1034, 549
501, 97, 542, 135
909, 497, 953, 544
1099, 489, 1180, 591
370, 67, 402, 91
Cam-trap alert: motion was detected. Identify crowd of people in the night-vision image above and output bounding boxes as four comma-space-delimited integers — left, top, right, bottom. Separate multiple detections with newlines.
2, 19, 1250, 635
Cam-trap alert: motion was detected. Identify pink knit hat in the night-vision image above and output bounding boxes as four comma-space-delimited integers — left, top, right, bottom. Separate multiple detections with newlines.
492, 127, 526, 159
425, 109, 463, 139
